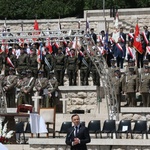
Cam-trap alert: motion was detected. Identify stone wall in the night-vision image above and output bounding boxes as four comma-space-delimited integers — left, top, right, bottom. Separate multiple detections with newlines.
0, 8, 150, 35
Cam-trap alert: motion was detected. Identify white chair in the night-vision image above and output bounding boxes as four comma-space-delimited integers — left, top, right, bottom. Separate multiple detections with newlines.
38, 107, 56, 138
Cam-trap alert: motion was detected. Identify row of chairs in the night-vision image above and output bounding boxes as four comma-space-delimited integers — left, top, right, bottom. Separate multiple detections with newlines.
56, 120, 150, 139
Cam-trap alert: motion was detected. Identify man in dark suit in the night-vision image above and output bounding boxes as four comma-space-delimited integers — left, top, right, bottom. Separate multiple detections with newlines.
90, 28, 97, 45
65, 114, 91, 150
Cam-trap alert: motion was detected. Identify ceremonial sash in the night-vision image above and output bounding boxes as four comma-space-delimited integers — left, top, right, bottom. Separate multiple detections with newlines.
146, 46, 150, 54
120, 35, 125, 43
116, 43, 123, 51
44, 57, 52, 70
6, 57, 15, 68
142, 32, 149, 45
127, 47, 133, 59
128, 33, 134, 39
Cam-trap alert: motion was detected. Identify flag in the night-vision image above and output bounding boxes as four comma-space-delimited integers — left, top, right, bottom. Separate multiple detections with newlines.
37, 43, 43, 63
78, 21, 80, 29
112, 12, 119, 43
33, 20, 40, 41
133, 24, 143, 54
34, 20, 39, 30
86, 17, 90, 32
114, 12, 119, 29
45, 38, 53, 54
104, 31, 108, 51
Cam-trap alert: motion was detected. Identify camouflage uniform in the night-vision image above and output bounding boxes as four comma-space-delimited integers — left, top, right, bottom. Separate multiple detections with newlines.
43, 49, 53, 79
3, 68, 17, 107
5, 48, 17, 76
28, 49, 38, 78
79, 52, 91, 86
16, 48, 29, 75
139, 66, 150, 107
34, 71, 49, 107
66, 50, 79, 85
45, 76, 59, 107
17, 70, 35, 106
53, 48, 66, 85
122, 68, 138, 107
90, 56, 100, 86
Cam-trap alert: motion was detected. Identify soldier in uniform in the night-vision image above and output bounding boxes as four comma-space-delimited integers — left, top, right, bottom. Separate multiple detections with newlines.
125, 59, 139, 77
28, 48, 38, 78
43, 47, 53, 79
5, 47, 17, 76
53, 47, 66, 85
122, 68, 138, 107
139, 66, 150, 107
66, 48, 79, 86
16, 47, 29, 75
90, 55, 100, 86
17, 70, 35, 106
34, 70, 49, 107
3, 67, 17, 107
111, 69, 123, 112
79, 50, 91, 85
109, 59, 119, 77
45, 73, 59, 107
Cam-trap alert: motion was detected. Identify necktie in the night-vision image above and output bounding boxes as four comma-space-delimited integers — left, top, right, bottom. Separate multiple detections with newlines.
75, 126, 78, 137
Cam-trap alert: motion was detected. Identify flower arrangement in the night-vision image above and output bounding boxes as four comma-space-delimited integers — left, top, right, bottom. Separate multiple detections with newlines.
0, 119, 14, 144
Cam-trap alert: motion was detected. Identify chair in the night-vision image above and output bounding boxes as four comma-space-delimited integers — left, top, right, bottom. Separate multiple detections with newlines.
38, 107, 56, 138
55, 121, 72, 137
116, 120, 131, 139
87, 120, 101, 138
101, 119, 116, 139
131, 120, 148, 139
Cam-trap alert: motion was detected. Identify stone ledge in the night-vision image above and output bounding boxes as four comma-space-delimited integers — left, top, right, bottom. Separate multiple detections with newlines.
121, 107, 150, 113
59, 86, 97, 91
29, 138, 150, 146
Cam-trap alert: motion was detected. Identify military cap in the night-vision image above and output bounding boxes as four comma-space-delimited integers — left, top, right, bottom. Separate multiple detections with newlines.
144, 65, 149, 69
143, 59, 149, 64
114, 69, 120, 73
8, 46, 13, 51
128, 59, 135, 63
9, 67, 15, 71
129, 68, 134, 72
70, 48, 75, 51
143, 25, 148, 29
38, 70, 44, 74
21, 70, 27, 75
26, 69, 32, 73
111, 59, 116, 62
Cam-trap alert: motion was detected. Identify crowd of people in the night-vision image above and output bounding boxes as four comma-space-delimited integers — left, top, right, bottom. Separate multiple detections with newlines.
0, 25, 149, 109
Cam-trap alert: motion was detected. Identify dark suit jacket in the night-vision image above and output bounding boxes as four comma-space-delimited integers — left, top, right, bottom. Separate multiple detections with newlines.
65, 124, 91, 150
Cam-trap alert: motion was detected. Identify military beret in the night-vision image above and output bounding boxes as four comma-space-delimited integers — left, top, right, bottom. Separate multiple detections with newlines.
129, 68, 134, 72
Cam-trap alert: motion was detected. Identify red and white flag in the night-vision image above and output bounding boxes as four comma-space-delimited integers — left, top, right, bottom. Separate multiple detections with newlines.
133, 24, 143, 54
45, 38, 53, 54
